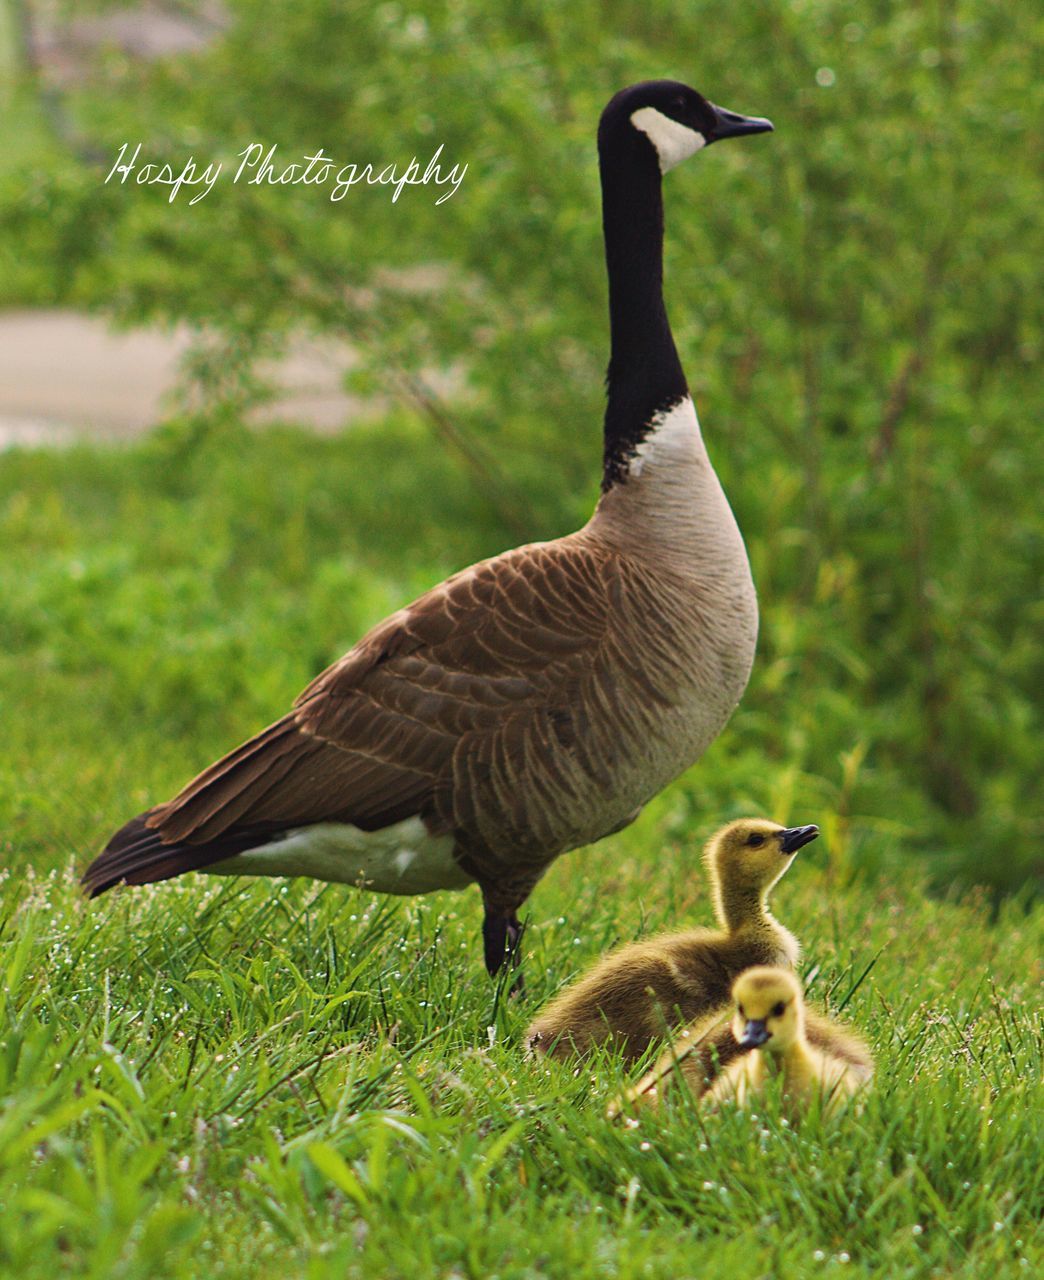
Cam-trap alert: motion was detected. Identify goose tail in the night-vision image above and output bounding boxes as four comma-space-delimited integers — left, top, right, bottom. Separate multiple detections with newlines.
80, 812, 270, 898
82, 714, 312, 898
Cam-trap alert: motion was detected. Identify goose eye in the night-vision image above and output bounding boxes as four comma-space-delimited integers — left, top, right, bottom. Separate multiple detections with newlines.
746, 833, 765, 847
772, 1002, 785, 1018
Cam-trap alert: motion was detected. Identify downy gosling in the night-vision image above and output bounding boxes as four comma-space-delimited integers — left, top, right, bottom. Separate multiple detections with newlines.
525, 818, 818, 1062
610, 985, 874, 1118
702, 967, 873, 1116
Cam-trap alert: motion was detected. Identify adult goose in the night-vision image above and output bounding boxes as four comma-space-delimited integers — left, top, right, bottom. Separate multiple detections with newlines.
83, 81, 772, 976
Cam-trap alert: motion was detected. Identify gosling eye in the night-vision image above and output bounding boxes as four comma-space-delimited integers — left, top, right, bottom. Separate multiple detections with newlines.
746, 833, 766, 848
737, 1005, 745, 1019
772, 1002, 786, 1018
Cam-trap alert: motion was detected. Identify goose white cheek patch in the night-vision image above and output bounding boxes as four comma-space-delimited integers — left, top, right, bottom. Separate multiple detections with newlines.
630, 107, 706, 172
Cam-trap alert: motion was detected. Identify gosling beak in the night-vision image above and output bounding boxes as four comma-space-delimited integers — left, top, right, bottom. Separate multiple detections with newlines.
738, 1019, 772, 1049
779, 824, 819, 855
706, 103, 774, 144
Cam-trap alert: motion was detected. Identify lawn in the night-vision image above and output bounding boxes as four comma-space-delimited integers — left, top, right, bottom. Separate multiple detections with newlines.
1, 424, 1040, 1278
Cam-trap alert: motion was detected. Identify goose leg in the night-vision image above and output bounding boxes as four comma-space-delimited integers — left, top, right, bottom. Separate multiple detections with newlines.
505, 914, 526, 996
482, 903, 525, 980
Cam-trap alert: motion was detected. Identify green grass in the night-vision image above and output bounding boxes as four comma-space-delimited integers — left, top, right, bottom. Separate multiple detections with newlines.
2, 854, 1041, 1278
2, 423, 1041, 1277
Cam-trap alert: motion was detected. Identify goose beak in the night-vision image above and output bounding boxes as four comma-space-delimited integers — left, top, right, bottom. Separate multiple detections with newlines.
779, 824, 819, 855
738, 1019, 771, 1049
706, 103, 774, 144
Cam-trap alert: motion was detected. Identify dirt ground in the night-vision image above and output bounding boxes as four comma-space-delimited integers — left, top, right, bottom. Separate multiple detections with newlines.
0, 309, 369, 448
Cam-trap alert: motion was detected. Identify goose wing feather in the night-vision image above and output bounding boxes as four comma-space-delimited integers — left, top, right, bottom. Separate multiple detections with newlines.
121, 540, 619, 858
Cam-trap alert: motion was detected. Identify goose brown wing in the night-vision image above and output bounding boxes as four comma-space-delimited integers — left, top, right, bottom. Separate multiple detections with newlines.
140, 540, 616, 851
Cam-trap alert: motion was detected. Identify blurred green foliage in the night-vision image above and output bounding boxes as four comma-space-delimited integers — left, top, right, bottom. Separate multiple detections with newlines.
0, 0, 1041, 886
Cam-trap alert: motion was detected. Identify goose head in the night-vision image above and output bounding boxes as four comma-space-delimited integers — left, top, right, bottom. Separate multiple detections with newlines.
600, 80, 773, 174
705, 817, 820, 901
731, 966, 804, 1053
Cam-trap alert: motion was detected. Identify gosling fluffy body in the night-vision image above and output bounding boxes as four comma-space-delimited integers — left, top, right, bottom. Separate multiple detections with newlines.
526, 818, 818, 1062
702, 967, 873, 1116
610, 994, 873, 1117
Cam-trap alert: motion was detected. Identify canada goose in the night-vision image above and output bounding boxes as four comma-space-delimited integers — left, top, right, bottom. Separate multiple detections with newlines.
82, 82, 773, 976
609, 991, 874, 1118
525, 818, 817, 1058
701, 967, 873, 1115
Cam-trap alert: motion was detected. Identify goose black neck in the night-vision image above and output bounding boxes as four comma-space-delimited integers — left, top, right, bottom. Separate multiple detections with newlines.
599, 130, 688, 490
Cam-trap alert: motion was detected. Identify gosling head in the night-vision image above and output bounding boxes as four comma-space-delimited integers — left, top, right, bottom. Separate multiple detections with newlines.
705, 817, 820, 901
731, 967, 804, 1055
600, 80, 774, 175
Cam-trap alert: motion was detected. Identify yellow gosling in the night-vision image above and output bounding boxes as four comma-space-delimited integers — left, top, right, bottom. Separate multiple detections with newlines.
609, 995, 873, 1118
702, 967, 873, 1117
526, 818, 818, 1062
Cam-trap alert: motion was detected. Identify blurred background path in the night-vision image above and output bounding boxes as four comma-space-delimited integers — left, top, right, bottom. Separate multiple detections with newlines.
0, 309, 367, 448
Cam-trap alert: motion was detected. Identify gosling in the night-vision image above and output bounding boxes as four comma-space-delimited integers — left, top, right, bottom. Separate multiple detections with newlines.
525, 818, 818, 1062
610, 990, 873, 1117
702, 967, 873, 1116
